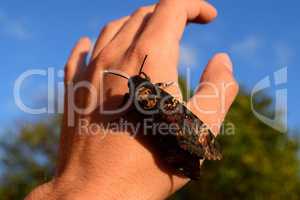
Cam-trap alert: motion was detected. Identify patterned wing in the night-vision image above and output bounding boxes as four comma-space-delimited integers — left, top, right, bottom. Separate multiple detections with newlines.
157, 89, 222, 160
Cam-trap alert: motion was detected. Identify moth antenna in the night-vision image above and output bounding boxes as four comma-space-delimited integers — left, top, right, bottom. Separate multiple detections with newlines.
139, 55, 148, 75
103, 70, 129, 80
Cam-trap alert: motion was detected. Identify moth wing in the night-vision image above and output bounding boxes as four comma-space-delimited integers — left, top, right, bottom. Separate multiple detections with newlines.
204, 138, 223, 160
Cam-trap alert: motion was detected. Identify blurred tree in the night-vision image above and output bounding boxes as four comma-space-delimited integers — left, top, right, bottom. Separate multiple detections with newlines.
0, 117, 60, 200
0, 83, 299, 199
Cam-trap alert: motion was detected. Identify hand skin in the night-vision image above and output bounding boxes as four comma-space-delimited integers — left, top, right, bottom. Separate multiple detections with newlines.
25, 0, 239, 200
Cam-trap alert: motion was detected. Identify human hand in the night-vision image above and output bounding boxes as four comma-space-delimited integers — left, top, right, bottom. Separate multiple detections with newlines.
26, 0, 239, 199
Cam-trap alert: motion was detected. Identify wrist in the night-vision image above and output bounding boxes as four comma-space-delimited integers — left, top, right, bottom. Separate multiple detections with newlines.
56, 132, 188, 200
27, 132, 189, 200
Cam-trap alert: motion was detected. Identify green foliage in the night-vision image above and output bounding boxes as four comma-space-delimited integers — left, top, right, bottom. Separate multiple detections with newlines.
0, 117, 60, 200
0, 86, 299, 199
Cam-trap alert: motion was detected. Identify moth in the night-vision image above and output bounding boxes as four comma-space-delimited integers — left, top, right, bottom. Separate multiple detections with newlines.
104, 55, 222, 180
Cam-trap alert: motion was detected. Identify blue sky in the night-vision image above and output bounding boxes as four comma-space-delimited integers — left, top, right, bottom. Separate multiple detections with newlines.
0, 0, 299, 131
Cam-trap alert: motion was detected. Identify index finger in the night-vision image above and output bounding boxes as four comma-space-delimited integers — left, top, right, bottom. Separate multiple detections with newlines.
138, 0, 217, 44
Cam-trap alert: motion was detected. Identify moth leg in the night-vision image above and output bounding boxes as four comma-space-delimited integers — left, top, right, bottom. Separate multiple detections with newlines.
155, 81, 174, 89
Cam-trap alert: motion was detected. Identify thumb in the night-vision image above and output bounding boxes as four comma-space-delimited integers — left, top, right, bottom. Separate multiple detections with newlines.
187, 53, 239, 135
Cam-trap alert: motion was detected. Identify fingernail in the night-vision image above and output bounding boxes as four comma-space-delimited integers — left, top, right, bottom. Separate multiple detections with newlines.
217, 53, 233, 72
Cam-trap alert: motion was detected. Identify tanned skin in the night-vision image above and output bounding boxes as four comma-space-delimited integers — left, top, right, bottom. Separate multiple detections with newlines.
26, 1, 239, 199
